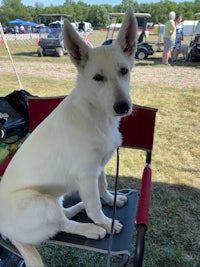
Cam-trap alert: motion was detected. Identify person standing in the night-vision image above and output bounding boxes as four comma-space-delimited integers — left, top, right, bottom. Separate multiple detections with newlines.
20, 25, 25, 34
172, 14, 184, 62
14, 25, 19, 34
162, 11, 176, 65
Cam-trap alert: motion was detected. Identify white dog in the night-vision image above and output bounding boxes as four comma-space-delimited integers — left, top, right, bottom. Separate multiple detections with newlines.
173, 43, 188, 61
180, 43, 189, 60
0, 8, 137, 267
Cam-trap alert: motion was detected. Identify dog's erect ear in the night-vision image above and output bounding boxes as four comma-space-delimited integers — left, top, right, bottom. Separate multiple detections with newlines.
116, 8, 138, 57
63, 19, 89, 69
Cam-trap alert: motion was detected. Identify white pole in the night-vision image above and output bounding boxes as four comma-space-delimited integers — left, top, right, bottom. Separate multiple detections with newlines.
0, 22, 24, 89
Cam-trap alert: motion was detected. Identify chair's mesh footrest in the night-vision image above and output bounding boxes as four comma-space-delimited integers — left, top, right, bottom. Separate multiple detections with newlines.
49, 189, 138, 256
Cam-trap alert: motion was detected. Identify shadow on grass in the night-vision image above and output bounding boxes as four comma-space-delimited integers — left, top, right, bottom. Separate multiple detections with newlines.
13, 51, 68, 58
136, 54, 200, 69
36, 176, 200, 267
13, 51, 38, 57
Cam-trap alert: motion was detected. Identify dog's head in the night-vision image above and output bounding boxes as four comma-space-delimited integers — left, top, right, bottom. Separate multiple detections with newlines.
63, 8, 138, 117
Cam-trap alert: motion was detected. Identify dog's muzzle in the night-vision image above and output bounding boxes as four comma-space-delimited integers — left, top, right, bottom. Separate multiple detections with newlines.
113, 101, 131, 115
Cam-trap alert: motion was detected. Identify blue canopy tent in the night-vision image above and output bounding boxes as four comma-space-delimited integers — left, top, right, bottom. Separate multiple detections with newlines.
9, 19, 38, 26
8, 19, 38, 34
23, 21, 38, 26
9, 19, 26, 25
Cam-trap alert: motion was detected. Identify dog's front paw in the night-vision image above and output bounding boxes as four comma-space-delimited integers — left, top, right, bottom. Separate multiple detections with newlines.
84, 224, 107, 239
104, 192, 127, 208
116, 194, 127, 207
99, 217, 123, 234
108, 194, 127, 207
108, 219, 123, 234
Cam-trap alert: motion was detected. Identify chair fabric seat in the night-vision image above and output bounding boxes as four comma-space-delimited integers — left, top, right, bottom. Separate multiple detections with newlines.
49, 189, 138, 256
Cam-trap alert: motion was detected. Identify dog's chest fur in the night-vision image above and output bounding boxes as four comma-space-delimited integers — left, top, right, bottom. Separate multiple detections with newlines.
60, 96, 122, 158
93, 117, 121, 167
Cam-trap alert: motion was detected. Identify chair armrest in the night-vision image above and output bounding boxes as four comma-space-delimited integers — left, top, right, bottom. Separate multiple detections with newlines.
136, 166, 152, 227
134, 165, 152, 267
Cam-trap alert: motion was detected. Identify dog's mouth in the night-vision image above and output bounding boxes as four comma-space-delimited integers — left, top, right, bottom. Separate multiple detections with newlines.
113, 101, 132, 116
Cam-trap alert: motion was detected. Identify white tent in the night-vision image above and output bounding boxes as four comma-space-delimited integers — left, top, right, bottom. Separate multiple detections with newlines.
182, 20, 198, 36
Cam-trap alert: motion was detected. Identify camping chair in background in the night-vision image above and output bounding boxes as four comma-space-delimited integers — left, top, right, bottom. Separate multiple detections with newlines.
0, 96, 157, 267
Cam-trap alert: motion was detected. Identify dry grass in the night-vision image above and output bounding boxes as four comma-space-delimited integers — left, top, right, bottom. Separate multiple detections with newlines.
0, 31, 200, 266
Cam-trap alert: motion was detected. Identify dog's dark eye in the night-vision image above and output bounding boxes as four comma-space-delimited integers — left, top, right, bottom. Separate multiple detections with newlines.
93, 74, 104, 82
120, 67, 128, 75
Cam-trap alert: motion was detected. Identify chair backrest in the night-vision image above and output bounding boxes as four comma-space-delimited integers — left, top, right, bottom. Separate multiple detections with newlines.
28, 97, 157, 152
0, 98, 157, 176
120, 105, 157, 151
28, 96, 64, 132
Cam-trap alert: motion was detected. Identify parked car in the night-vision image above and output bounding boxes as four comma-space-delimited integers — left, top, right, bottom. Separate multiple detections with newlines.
135, 29, 154, 60
3, 27, 14, 34
187, 12, 200, 61
36, 14, 71, 57
102, 12, 154, 60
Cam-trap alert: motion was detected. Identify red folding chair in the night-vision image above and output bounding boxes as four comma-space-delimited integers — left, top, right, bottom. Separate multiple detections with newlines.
0, 96, 157, 267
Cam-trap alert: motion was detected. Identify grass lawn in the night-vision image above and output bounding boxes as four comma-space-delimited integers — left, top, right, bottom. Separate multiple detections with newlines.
0, 31, 199, 266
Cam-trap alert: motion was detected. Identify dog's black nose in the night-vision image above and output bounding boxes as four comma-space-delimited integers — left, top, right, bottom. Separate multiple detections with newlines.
113, 101, 131, 115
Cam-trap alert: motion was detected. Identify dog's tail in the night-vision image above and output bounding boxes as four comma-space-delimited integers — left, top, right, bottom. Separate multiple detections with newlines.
12, 240, 44, 267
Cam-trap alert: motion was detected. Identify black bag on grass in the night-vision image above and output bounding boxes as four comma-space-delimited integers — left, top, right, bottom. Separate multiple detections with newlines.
0, 90, 31, 143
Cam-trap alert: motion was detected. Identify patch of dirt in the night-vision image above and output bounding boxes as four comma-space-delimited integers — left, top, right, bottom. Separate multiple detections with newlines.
133, 65, 200, 88
0, 60, 199, 88
0, 61, 74, 79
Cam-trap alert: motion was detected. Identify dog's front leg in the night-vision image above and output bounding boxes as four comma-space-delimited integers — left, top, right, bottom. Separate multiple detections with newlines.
78, 176, 123, 234
98, 171, 127, 207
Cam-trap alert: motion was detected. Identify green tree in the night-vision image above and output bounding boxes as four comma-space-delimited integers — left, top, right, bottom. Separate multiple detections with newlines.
0, 0, 31, 24
101, 4, 113, 13
87, 5, 109, 28
72, 1, 90, 22
0, 0, 199, 27
120, 0, 139, 13
63, 0, 74, 5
